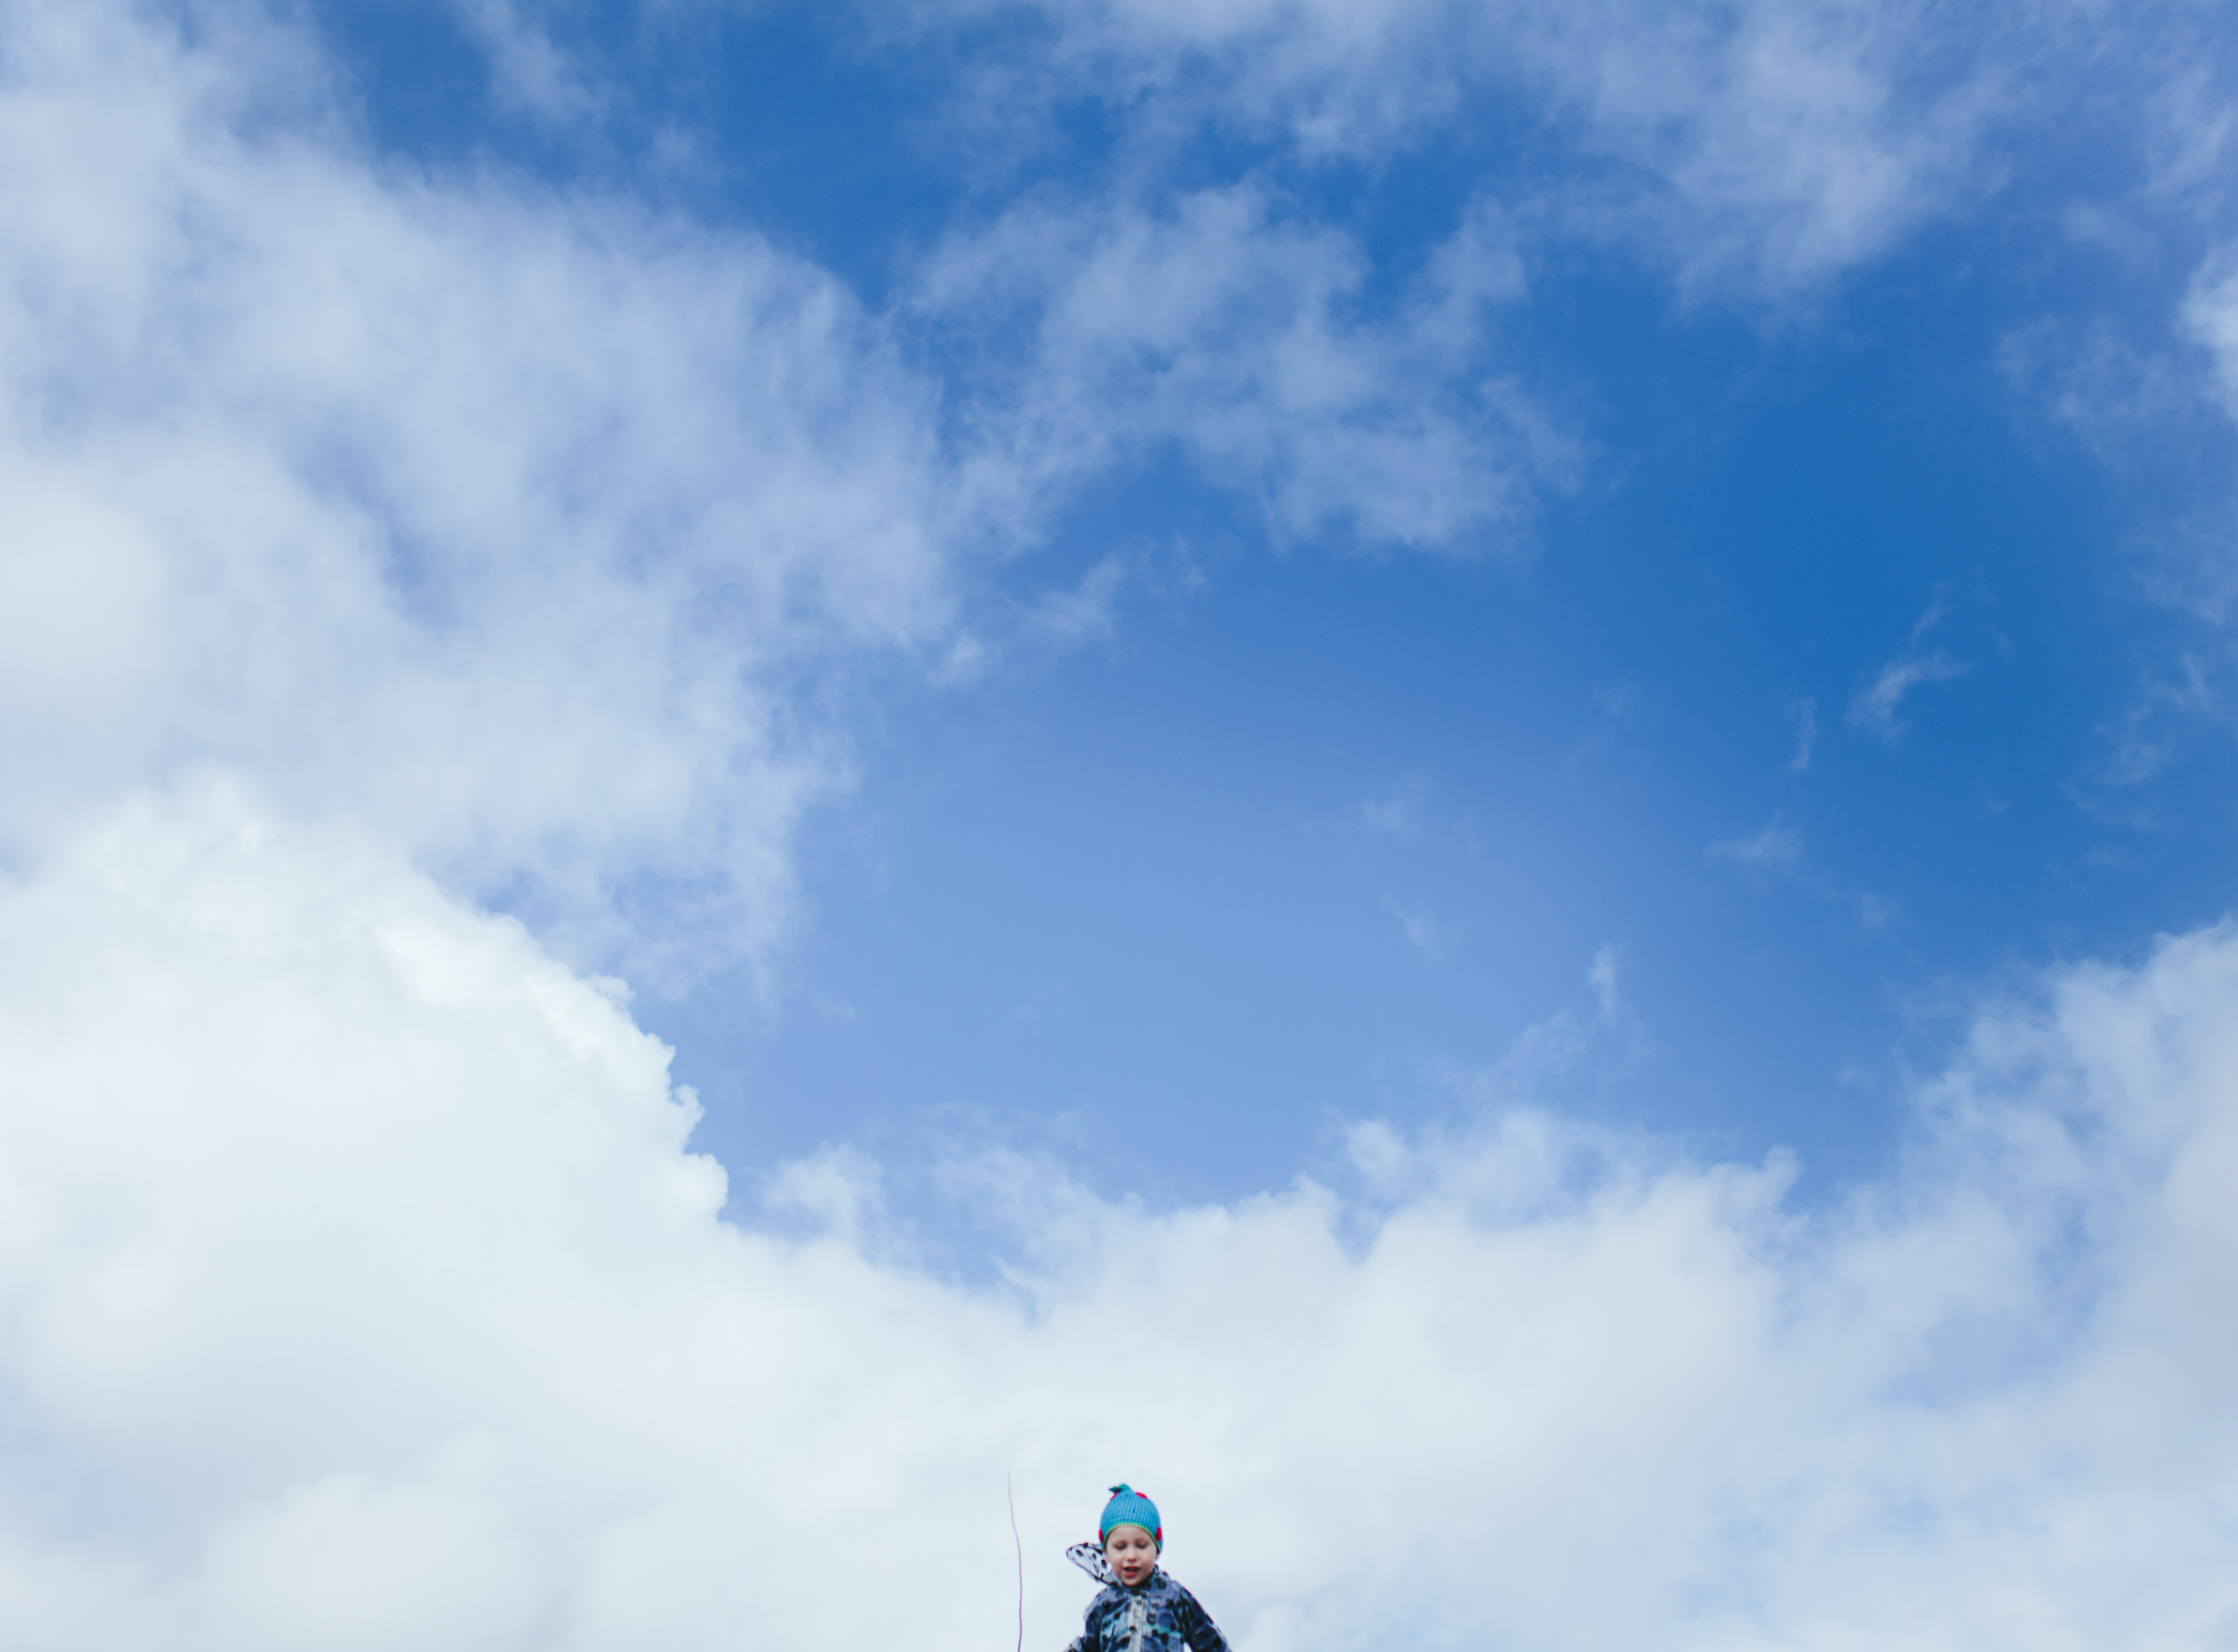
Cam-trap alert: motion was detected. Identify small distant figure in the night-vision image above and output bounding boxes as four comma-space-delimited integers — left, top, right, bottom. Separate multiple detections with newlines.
1061, 1483, 1230, 1652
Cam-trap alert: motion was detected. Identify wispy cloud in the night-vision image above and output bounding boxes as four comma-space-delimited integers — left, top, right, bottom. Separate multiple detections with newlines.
1713, 814, 1804, 871
1362, 775, 1429, 841
1997, 315, 2189, 463
2145, 66, 2237, 199
1785, 694, 1818, 773
1848, 591, 1971, 744
1848, 649, 1967, 740
1411, 944, 1641, 1115
1388, 898, 1457, 959
1023, 553, 1130, 644
1711, 814, 1890, 935
2075, 652, 2222, 805
1587, 941, 1624, 1021
2182, 242, 2238, 421
911, 0, 2025, 300
450, 0, 603, 121
913, 182, 1578, 551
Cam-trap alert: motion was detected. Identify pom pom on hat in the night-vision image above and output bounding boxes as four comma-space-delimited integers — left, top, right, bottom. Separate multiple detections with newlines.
1100, 1484, 1162, 1548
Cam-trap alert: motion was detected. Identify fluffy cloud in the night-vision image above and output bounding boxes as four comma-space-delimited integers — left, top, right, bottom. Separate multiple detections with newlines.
0, 0, 1624, 980
4, 787, 2238, 1649
0, 0, 953, 971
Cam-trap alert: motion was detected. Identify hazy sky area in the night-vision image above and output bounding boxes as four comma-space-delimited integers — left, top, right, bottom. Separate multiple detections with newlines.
4, 0, 2238, 1647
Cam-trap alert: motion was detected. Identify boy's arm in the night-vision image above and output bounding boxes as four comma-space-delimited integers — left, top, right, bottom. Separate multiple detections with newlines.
1175, 1588, 1231, 1652
1063, 1595, 1100, 1652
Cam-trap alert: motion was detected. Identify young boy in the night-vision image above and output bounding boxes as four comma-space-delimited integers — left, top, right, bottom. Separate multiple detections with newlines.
1063, 1484, 1230, 1652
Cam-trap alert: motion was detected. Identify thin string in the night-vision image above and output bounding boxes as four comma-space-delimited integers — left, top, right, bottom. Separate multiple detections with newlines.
1009, 1472, 1024, 1652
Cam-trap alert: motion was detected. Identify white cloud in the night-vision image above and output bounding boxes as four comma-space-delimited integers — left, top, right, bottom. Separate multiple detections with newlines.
1785, 693, 1818, 772
1361, 776, 1428, 841
2080, 651, 2220, 799
1998, 314, 2190, 462
1713, 814, 1803, 870
1710, 815, 1893, 935
1587, 941, 1623, 1019
1497, 0, 2004, 296
2183, 242, 2238, 421
2144, 66, 2237, 201
0, 0, 955, 975
914, 182, 1575, 552
5, 788, 2238, 1647
1024, 553, 1131, 643
909, 0, 2010, 297
1849, 649, 1967, 740
1388, 899, 1456, 959
449, 0, 602, 121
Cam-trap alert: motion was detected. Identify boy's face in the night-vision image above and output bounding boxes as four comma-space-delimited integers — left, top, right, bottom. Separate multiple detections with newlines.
1103, 1525, 1158, 1587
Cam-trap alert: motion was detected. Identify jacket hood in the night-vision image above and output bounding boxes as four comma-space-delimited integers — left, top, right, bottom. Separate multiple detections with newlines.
1066, 1542, 1117, 1586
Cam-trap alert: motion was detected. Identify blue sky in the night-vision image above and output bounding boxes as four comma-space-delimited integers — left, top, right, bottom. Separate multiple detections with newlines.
6, 1, 2238, 1647
698, 288, 2225, 1209
290, 0, 2238, 1211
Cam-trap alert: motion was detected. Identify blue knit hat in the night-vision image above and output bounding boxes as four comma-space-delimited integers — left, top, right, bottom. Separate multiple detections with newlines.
1100, 1484, 1162, 1548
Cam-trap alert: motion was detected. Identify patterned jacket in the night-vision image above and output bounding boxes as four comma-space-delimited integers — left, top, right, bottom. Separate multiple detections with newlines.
1062, 1542, 1231, 1652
